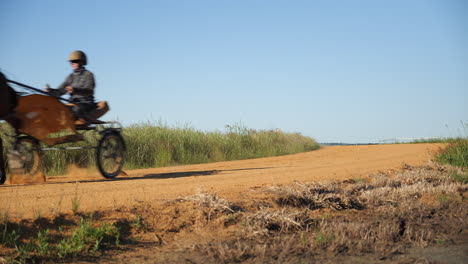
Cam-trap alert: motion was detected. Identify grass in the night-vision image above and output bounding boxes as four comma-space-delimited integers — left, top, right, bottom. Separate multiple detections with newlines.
1, 224, 20, 247
71, 184, 81, 215
179, 190, 239, 214
433, 138, 468, 184
131, 215, 145, 231
409, 122, 467, 169
436, 138, 468, 168
36, 229, 52, 256
56, 217, 120, 258
71, 197, 80, 215
1, 122, 319, 175
0, 215, 121, 263
450, 172, 468, 184
266, 182, 364, 210
408, 130, 468, 183
315, 231, 335, 247
124, 122, 319, 169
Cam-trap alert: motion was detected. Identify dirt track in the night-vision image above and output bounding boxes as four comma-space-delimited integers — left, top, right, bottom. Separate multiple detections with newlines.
0, 143, 443, 219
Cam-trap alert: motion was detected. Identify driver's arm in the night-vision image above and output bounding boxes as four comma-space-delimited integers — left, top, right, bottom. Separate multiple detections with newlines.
72, 71, 95, 95
55, 74, 72, 96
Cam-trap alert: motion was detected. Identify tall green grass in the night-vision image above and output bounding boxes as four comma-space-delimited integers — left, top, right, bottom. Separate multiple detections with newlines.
1, 122, 319, 175
124, 123, 319, 169
436, 138, 468, 168
432, 122, 468, 169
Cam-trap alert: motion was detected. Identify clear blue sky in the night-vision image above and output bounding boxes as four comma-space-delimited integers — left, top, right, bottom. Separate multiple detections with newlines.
1, 0, 467, 143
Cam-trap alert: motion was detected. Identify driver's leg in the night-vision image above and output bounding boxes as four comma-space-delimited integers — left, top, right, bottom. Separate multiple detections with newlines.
71, 103, 96, 121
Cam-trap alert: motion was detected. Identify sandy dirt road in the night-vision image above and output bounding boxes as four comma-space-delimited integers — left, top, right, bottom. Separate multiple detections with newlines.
0, 143, 443, 219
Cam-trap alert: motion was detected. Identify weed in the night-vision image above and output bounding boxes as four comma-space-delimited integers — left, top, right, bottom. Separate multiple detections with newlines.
71, 185, 80, 215
450, 171, 468, 184
49, 196, 63, 216
299, 231, 308, 247
71, 197, 80, 215
36, 229, 52, 256
437, 193, 450, 204
0, 210, 9, 224
315, 231, 334, 247
131, 215, 147, 232
14, 240, 35, 263
1, 224, 20, 247
32, 209, 41, 221
57, 217, 120, 258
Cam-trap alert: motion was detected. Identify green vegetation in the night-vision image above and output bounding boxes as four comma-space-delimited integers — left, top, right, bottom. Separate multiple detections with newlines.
408, 123, 467, 176
56, 217, 120, 258
0, 216, 120, 262
436, 138, 468, 168
435, 138, 468, 183
1, 122, 319, 175
449, 172, 468, 184
124, 122, 319, 169
315, 232, 335, 247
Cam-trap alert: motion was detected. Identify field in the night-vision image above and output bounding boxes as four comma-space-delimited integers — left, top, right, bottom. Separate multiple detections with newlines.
0, 141, 467, 263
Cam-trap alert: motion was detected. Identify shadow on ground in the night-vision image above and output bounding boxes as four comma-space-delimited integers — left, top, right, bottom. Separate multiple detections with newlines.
0, 167, 274, 187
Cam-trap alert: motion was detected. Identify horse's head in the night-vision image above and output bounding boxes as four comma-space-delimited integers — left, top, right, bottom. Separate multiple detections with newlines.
0, 72, 8, 90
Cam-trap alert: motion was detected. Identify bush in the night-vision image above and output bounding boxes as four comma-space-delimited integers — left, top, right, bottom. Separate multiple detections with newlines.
436, 139, 468, 168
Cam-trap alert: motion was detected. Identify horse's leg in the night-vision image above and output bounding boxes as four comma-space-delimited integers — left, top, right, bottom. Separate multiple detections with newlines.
0, 137, 5, 184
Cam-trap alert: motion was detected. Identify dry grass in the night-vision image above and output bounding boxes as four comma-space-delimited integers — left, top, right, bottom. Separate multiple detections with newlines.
244, 208, 313, 234
266, 182, 364, 210
361, 165, 463, 207
177, 190, 240, 214
173, 164, 467, 263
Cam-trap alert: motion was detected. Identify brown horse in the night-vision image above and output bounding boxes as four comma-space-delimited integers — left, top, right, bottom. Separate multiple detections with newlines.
0, 72, 18, 183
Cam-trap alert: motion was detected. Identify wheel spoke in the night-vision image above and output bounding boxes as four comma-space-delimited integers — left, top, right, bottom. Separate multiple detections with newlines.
97, 132, 125, 178
14, 137, 41, 175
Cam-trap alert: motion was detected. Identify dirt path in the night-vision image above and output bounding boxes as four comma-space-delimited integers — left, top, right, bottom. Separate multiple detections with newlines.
0, 143, 443, 219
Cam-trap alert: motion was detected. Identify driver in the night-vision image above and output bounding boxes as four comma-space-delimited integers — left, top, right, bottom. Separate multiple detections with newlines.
47, 50, 96, 121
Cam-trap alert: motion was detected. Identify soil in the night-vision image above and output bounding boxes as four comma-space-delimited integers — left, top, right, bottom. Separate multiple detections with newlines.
1, 143, 467, 263
0, 144, 443, 219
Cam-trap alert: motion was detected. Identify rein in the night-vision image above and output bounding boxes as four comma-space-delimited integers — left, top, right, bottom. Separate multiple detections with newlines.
6, 79, 72, 103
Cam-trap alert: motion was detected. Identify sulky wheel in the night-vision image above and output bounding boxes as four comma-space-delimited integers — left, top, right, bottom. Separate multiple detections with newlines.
96, 131, 125, 178
13, 136, 42, 176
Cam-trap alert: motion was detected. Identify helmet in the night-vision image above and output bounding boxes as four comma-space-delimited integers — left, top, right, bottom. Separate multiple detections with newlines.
68, 50, 87, 65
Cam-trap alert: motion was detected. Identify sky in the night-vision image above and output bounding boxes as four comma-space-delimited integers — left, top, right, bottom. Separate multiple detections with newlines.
1, 0, 467, 143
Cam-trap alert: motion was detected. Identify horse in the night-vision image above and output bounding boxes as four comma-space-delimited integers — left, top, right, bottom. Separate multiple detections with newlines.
0, 72, 18, 183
